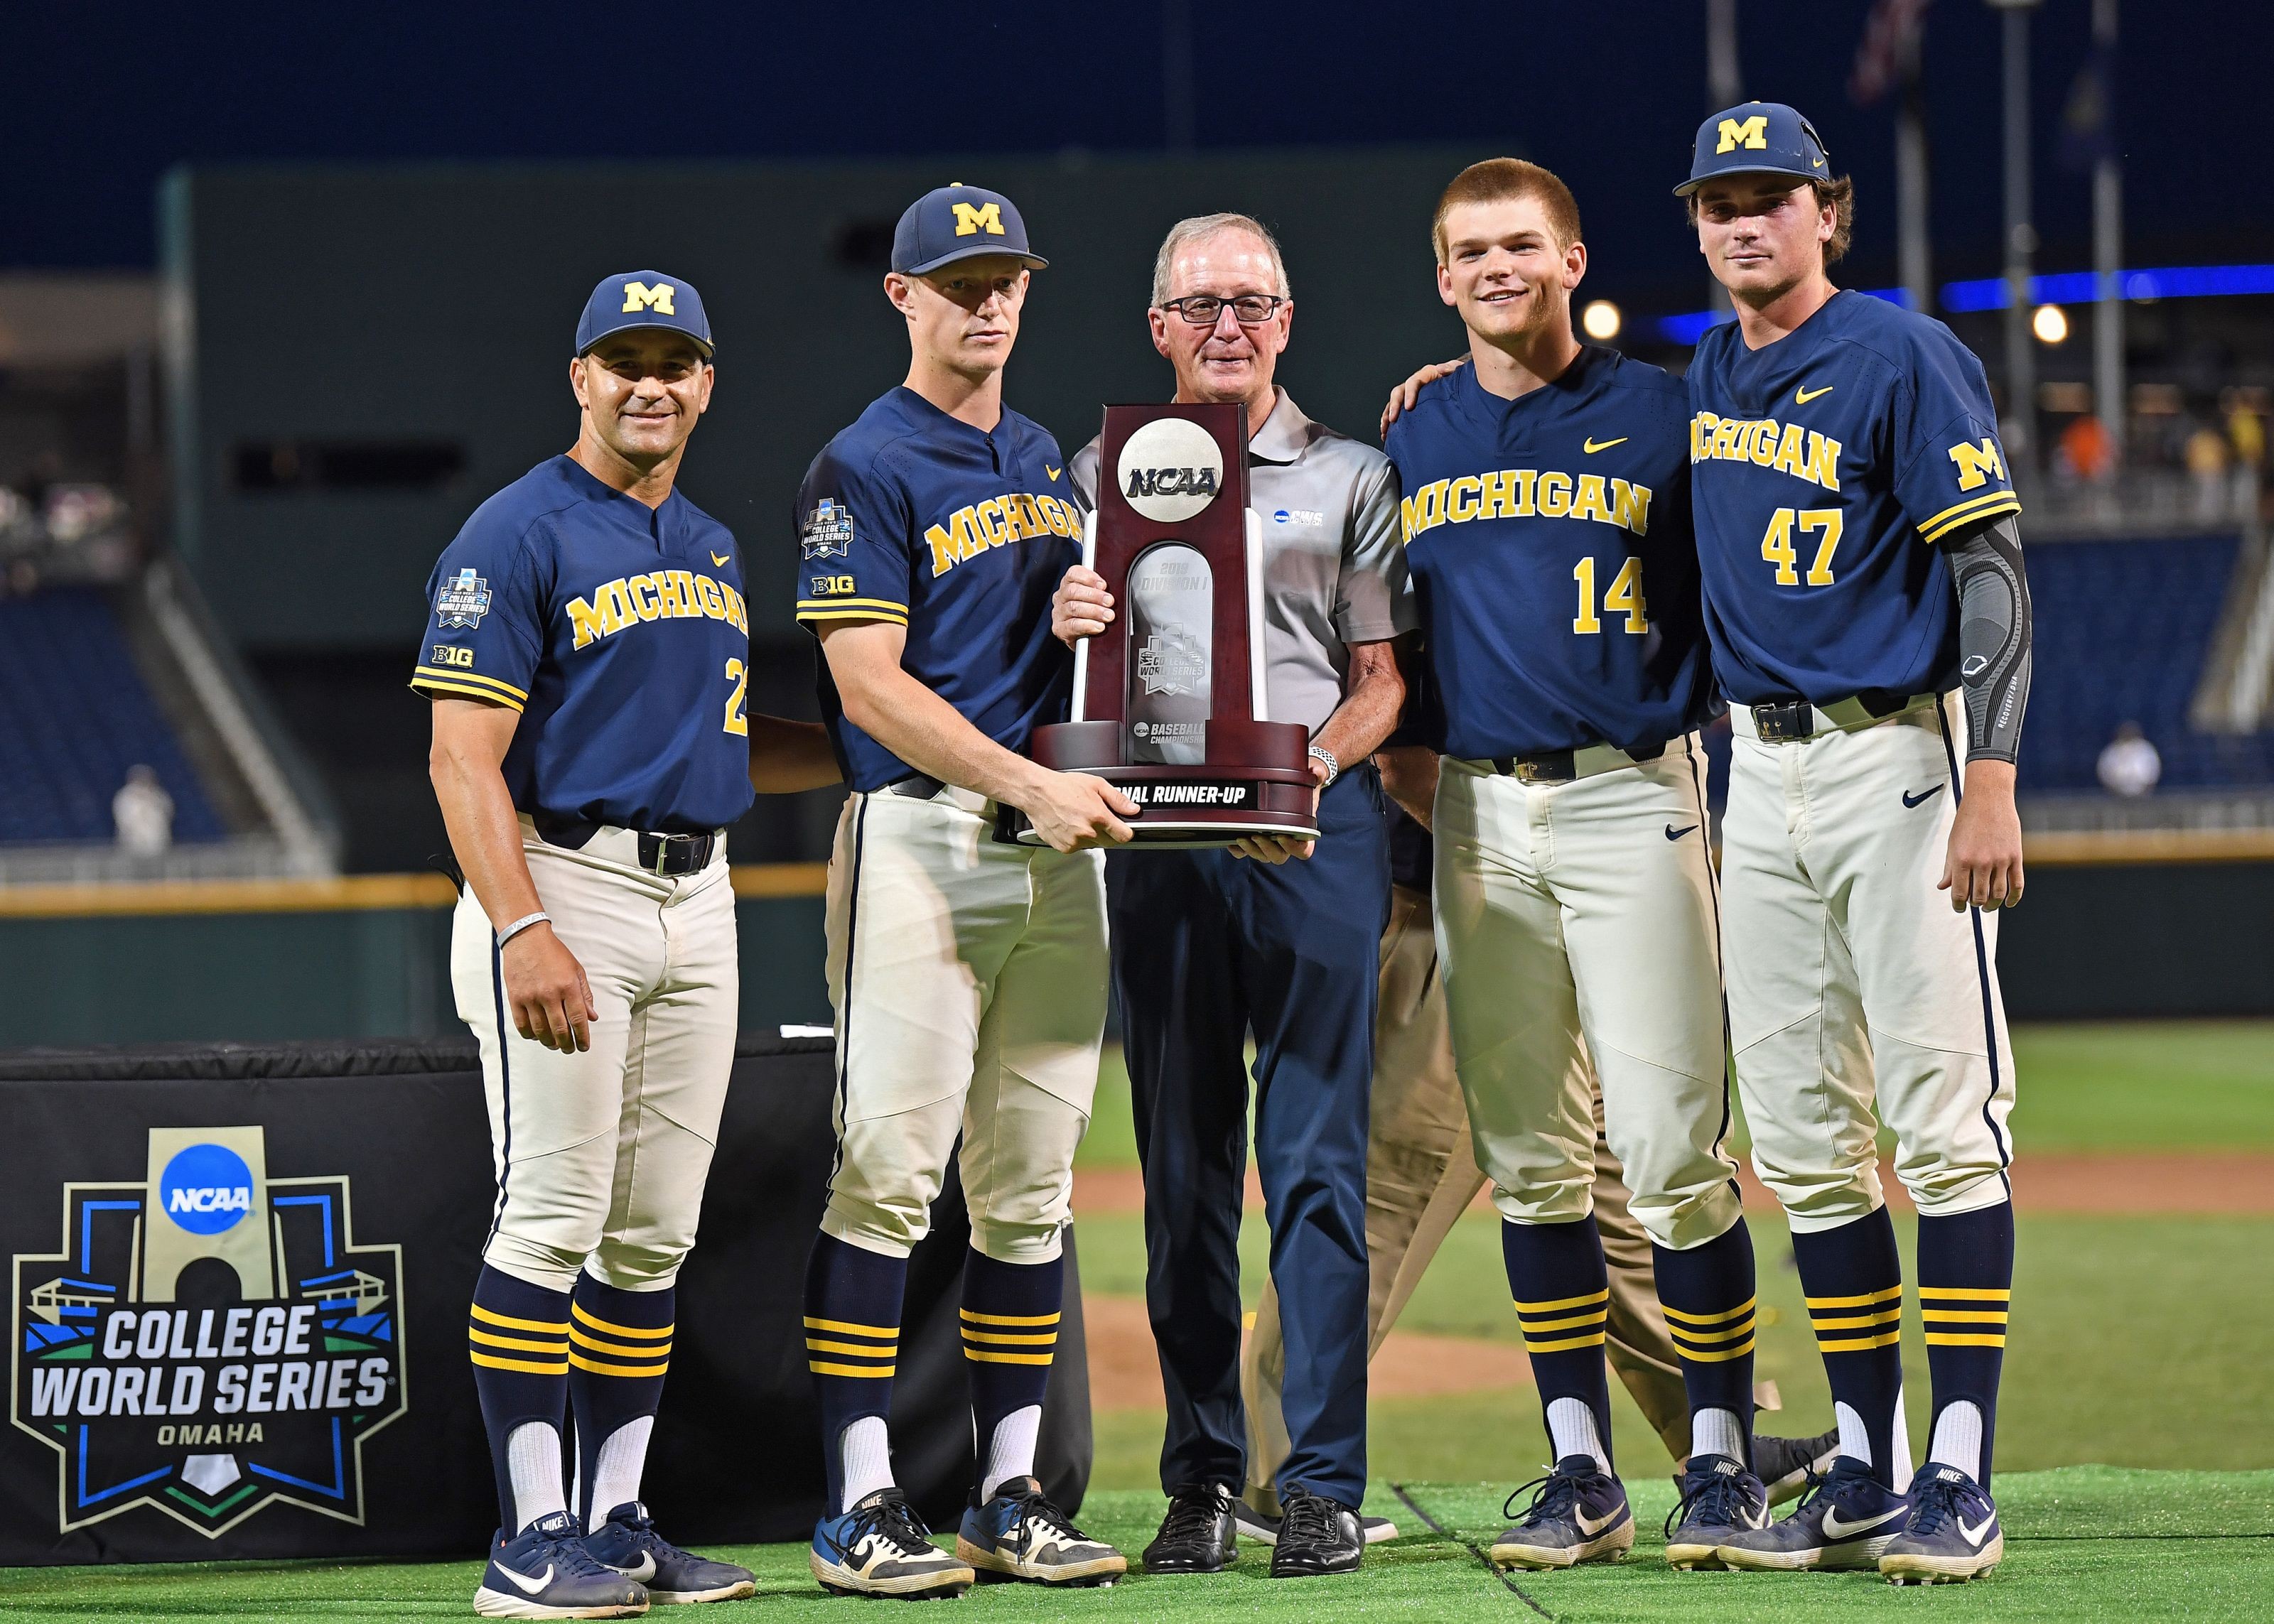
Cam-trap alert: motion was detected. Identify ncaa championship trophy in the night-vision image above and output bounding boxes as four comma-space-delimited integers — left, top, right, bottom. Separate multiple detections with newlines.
998, 402, 1319, 846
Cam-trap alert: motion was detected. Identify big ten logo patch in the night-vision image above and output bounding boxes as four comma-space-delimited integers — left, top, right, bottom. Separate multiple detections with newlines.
808, 575, 856, 596
429, 644, 474, 669
13, 1127, 406, 1537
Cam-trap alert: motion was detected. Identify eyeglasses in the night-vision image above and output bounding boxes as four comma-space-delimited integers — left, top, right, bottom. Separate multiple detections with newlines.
1160, 293, 1288, 327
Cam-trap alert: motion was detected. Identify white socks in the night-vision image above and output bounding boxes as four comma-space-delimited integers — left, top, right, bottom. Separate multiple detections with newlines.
1833, 1388, 1918, 1490
1927, 1401, 1985, 1481
505, 1420, 567, 1534
585, 1416, 654, 1532
980, 1405, 1042, 1502
1691, 1406, 1746, 1464
1546, 1397, 1610, 1474
840, 1414, 895, 1510
1835, 1400, 1874, 1467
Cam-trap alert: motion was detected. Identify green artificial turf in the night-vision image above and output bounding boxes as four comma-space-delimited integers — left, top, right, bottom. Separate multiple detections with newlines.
4, 1471, 2266, 1623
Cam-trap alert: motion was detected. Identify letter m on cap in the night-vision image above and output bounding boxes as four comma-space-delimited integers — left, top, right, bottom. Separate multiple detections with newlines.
622, 281, 677, 315
1948, 438, 2008, 492
1716, 115, 1769, 153
951, 202, 1004, 238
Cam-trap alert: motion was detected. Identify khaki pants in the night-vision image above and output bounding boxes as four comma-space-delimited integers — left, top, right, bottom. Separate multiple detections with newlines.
1242, 883, 1770, 1509
821, 787, 1109, 1265
454, 820, 739, 1295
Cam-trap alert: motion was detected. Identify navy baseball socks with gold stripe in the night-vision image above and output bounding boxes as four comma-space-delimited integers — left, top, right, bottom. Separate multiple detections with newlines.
805, 1233, 907, 1514
568, 1275, 674, 1528
467, 1265, 573, 1536
1791, 1207, 1909, 1488
1651, 1220, 1760, 1466
1504, 1216, 1615, 1473
961, 1249, 1062, 1501
1916, 1201, 2014, 1485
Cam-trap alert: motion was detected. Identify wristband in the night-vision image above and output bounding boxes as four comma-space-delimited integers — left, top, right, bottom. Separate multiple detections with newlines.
1307, 745, 1340, 787
495, 911, 551, 949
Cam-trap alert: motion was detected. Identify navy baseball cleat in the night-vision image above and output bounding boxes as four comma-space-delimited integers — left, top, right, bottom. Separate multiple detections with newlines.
584, 1502, 755, 1604
1489, 1457, 1634, 1569
1880, 1464, 2003, 1584
1664, 1454, 1769, 1570
1717, 1457, 1909, 1570
810, 1488, 974, 1598
475, 1510, 650, 1618
955, 1476, 1127, 1586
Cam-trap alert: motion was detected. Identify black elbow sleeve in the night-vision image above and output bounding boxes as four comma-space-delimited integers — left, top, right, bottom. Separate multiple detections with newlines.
1947, 515, 2032, 764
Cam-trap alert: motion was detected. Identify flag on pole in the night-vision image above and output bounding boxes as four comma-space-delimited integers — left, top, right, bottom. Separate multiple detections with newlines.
2060, 41, 2116, 170
1850, 0, 1931, 106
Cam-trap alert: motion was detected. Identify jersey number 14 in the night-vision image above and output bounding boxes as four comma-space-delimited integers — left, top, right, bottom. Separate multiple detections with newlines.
1573, 555, 1649, 635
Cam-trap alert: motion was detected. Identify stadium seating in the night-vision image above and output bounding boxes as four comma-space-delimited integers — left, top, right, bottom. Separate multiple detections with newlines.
0, 586, 226, 845
2021, 534, 2274, 793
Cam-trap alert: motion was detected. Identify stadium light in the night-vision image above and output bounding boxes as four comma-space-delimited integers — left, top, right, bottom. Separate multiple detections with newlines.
2032, 303, 2070, 345
1581, 301, 1622, 341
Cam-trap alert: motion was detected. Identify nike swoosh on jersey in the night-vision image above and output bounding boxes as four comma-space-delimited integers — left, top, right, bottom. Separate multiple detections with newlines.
1821, 1504, 1907, 1539
1958, 1514, 1995, 1547
711, 552, 731, 566
1573, 1505, 1622, 1535
1046, 465, 1062, 480
1902, 786, 1945, 808
1665, 823, 1699, 840
1796, 384, 1835, 404
500, 1563, 554, 1596
1582, 437, 1627, 453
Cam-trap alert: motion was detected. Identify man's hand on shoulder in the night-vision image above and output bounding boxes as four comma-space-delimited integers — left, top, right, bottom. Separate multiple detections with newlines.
1052, 565, 1114, 647
1379, 357, 1470, 436
1013, 768, 1138, 853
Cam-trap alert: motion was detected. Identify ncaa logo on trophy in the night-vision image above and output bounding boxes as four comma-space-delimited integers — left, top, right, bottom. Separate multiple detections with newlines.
995, 402, 1319, 846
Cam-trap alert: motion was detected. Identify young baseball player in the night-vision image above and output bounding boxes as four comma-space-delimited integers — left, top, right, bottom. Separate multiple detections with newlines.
1677, 104, 2031, 1584
794, 184, 1135, 1600
1376, 160, 1769, 1571
1050, 212, 1412, 1580
419, 271, 839, 1618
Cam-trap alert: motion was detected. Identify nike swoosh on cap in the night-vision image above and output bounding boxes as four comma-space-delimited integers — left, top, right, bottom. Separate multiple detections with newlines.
1821, 1505, 1907, 1539
1583, 437, 1627, 453
1796, 384, 1834, 404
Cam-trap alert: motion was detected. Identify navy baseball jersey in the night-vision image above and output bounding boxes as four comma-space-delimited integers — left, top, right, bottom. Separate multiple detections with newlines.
794, 386, 1084, 792
1384, 346, 1710, 759
409, 455, 758, 833
1687, 288, 2022, 707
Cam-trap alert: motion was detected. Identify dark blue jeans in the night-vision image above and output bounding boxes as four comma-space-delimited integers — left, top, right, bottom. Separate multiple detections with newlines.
1108, 765, 1388, 1507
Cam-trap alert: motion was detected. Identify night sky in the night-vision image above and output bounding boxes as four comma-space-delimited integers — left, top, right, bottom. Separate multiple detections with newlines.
19, 1, 2272, 303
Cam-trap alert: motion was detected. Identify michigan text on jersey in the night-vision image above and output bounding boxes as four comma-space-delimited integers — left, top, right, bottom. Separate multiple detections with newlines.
922, 492, 1083, 578
1688, 412, 1843, 493
1400, 470, 1654, 542
566, 570, 749, 649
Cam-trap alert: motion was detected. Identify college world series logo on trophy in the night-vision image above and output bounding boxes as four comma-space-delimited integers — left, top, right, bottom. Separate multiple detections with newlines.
997, 402, 1320, 847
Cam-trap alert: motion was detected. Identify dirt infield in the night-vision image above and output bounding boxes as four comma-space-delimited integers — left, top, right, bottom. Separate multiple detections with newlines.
1072, 1151, 2274, 1219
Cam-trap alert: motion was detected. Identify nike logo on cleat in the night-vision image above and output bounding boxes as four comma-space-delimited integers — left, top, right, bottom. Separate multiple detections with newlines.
1796, 384, 1834, 404
1958, 1515, 1995, 1547
1821, 1505, 1907, 1538
1902, 786, 1944, 808
614, 1553, 658, 1581
1583, 437, 1627, 454
499, 1563, 554, 1595
1666, 823, 1699, 840
1574, 1507, 1621, 1535
711, 552, 731, 566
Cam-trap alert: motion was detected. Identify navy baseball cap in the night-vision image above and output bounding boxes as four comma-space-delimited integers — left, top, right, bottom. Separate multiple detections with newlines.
891, 184, 1047, 276
1676, 102, 1833, 196
574, 270, 714, 357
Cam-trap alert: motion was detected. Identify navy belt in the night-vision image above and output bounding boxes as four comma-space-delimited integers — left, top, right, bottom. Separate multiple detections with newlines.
1750, 689, 1921, 742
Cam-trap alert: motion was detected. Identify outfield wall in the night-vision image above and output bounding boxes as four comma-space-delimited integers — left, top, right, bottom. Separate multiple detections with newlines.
1, 853, 2268, 1046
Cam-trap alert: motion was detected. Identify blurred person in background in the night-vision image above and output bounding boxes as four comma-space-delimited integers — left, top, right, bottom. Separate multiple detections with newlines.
2096, 722, 2162, 799
2059, 413, 2114, 485
112, 764, 173, 858
2186, 421, 2231, 522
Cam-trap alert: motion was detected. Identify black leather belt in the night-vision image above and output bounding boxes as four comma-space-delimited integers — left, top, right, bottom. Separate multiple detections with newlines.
882, 773, 947, 799
1750, 690, 1915, 742
638, 831, 716, 875
1489, 740, 1666, 784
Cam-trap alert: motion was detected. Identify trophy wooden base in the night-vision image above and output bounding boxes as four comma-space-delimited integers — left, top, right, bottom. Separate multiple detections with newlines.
993, 720, 1320, 848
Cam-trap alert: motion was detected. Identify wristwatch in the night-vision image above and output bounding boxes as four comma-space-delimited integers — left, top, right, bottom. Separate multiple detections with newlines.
1307, 745, 1340, 787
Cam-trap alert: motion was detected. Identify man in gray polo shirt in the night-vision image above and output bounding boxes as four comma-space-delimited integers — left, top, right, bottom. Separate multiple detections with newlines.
1052, 212, 1411, 1579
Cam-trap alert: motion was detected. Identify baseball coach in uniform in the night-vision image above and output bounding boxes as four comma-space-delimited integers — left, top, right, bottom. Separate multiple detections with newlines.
792, 184, 1136, 1601
416, 271, 838, 1618
1052, 212, 1413, 1579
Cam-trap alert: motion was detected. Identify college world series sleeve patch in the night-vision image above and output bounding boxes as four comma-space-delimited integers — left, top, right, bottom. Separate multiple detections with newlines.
794, 458, 912, 629
410, 519, 543, 710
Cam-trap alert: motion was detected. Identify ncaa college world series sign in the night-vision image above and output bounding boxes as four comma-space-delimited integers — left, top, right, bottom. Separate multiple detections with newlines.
12, 1126, 406, 1540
